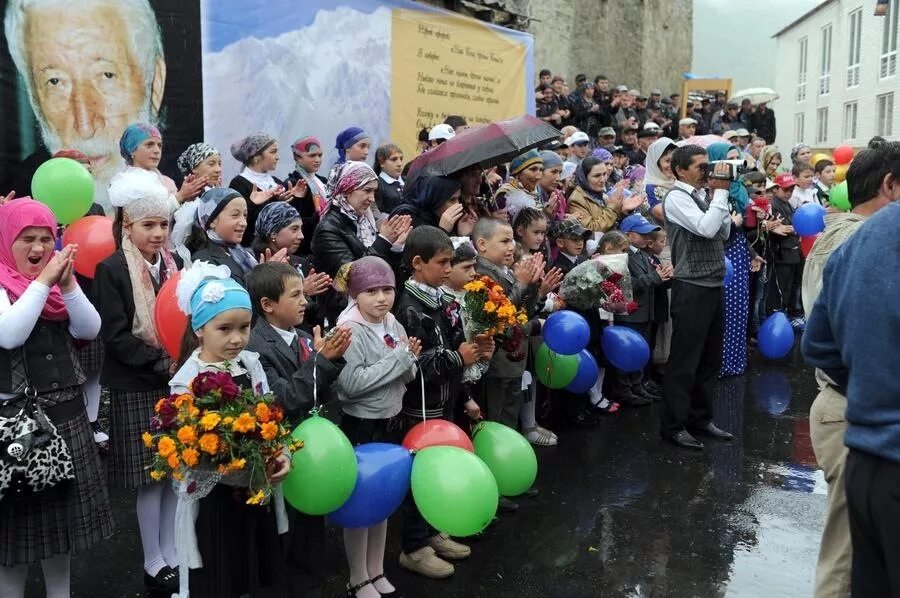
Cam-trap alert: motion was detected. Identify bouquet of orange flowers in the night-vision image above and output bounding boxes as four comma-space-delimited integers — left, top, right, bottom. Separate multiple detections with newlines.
144, 370, 301, 505
461, 275, 529, 381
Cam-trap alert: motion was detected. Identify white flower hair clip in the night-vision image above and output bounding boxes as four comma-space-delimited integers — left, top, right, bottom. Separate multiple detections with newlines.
200, 282, 226, 304
175, 261, 233, 315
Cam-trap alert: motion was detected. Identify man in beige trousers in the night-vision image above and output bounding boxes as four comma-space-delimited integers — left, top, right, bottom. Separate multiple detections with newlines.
802, 140, 899, 598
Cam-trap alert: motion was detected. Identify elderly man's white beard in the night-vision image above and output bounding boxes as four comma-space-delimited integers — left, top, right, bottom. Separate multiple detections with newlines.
36, 106, 155, 215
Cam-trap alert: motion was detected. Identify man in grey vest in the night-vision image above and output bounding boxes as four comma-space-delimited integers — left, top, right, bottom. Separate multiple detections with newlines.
661, 145, 734, 449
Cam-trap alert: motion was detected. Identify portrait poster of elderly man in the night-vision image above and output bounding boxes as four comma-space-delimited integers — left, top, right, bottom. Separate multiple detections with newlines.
0, 0, 202, 212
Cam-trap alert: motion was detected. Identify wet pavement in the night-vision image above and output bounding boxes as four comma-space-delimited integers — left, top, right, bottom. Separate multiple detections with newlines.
27, 346, 825, 597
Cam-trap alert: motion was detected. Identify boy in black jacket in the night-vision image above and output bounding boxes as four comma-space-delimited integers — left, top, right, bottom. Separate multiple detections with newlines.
245, 262, 351, 598
394, 226, 491, 579
767, 173, 805, 328
613, 214, 671, 406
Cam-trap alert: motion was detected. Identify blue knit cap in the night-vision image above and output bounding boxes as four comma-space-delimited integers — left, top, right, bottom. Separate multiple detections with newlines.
335, 127, 369, 163
190, 277, 252, 330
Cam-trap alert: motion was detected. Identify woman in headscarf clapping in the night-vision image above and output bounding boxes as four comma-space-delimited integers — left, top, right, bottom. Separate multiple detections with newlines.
642, 137, 678, 223
286, 137, 328, 256
228, 133, 306, 247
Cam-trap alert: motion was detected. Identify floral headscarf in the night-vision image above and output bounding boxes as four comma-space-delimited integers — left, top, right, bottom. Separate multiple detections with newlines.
177, 143, 219, 176
329, 161, 379, 247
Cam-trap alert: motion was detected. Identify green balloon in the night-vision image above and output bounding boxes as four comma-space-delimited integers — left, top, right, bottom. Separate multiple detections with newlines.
282, 414, 357, 515
472, 421, 537, 496
534, 343, 579, 389
829, 181, 850, 211
411, 446, 498, 537
31, 158, 95, 225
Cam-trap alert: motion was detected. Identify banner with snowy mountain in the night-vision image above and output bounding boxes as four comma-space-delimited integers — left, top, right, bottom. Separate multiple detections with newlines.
0, 0, 534, 194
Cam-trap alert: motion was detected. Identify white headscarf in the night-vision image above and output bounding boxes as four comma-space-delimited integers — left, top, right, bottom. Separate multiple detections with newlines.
642, 137, 678, 190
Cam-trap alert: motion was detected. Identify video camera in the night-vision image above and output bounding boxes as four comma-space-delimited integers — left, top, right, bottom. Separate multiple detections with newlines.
706, 159, 750, 181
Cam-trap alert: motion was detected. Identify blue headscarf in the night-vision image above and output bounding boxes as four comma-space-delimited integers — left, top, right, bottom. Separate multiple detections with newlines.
119, 123, 161, 164
707, 142, 750, 212
335, 127, 370, 164
190, 277, 252, 330
412, 176, 462, 214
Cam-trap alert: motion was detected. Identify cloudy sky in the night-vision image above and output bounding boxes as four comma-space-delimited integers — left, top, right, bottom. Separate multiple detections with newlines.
692, 0, 821, 91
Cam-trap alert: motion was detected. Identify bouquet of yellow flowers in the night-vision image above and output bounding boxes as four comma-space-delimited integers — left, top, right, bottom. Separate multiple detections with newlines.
461, 275, 529, 381
144, 370, 301, 505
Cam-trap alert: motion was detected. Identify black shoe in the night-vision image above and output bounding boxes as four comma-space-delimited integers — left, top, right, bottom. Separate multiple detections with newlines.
664, 430, 704, 450
517, 487, 539, 499
347, 579, 373, 597
568, 410, 601, 426
144, 566, 178, 593
621, 394, 653, 407
370, 574, 402, 597
689, 422, 734, 441
498, 496, 519, 513
643, 379, 663, 395
640, 383, 662, 400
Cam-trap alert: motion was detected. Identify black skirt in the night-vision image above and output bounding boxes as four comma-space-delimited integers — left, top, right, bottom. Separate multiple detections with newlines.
188, 484, 286, 598
0, 387, 114, 566
107, 388, 167, 488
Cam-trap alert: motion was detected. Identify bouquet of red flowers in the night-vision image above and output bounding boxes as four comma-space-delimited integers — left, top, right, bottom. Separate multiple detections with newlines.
559, 258, 637, 313
144, 370, 301, 505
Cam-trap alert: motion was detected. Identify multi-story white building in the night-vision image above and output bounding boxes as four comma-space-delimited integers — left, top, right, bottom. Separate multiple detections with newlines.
772, 0, 899, 151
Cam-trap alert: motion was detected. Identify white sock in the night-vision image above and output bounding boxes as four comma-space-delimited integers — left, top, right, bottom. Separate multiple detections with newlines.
41, 554, 70, 598
83, 372, 102, 423
0, 564, 27, 598
366, 521, 394, 594
519, 381, 537, 430
159, 483, 178, 568
136, 484, 166, 576
589, 369, 607, 406
342, 528, 379, 598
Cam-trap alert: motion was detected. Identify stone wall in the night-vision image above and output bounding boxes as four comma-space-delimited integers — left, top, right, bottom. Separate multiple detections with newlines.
422, 0, 693, 95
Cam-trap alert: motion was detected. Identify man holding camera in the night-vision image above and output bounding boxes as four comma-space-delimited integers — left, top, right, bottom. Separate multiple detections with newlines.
660, 145, 735, 450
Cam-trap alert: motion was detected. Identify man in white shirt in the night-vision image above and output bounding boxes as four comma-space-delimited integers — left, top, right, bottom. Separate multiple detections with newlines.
661, 145, 734, 450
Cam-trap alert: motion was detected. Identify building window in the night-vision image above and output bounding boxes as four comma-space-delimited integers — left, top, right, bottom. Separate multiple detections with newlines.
847, 9, 862, 87
877, 93, 894, 137
795, 113, 805, 144
820, 24, 832, 95
816, 107, 829, 144
843, 102, 858, 140
798, 37, 808, 101
881, 1, 899, 78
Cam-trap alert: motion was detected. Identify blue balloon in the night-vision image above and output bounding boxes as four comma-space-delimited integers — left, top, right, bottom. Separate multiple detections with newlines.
328, 443, 412, 528
565, 350, 600, 394
724, 256, 733, 286
792, 203, 827, 237
543, 310, 591, 355
758, 312, 795, 359
752, 371, 792, 415
601, 326, 650, 373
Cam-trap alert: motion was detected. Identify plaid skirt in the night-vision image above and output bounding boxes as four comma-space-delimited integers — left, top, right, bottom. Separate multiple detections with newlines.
108, 388, 167, 489
76, 338, 104, 374
0, 386, 114, 566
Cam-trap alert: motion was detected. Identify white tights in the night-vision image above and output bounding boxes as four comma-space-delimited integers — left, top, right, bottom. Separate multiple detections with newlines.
136, 482, 178, 576
0, 553, 70, 598
82, 371, 101, 423
343, 520, 393, 597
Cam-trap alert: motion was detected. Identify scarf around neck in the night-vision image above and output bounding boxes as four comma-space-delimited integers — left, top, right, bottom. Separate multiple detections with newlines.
122, 235, 178, 348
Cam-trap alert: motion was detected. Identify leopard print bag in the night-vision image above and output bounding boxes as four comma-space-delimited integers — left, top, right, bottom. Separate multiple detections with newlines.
0, 351, 75, 502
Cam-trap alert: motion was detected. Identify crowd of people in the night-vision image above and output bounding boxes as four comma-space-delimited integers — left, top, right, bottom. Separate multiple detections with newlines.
0, 58, 898, 598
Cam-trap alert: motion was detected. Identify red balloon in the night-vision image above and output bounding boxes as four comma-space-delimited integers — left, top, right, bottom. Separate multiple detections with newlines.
403, 419, 474, 453
61, 216, 114, 278
800, 234, 820, 258
833, 144, 854, 166
154, 271, 188, 359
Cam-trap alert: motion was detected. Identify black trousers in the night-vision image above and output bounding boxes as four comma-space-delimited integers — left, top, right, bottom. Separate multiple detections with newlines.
766, 261, 803, 317
845, 448, 900, 597
661, 281, 723, 435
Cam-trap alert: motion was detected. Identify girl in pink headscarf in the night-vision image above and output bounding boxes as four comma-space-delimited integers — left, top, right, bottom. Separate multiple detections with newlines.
0, 199, 113, 598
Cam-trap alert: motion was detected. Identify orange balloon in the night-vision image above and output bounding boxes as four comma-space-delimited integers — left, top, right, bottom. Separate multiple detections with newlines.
834, 163, 849, 183
61, 216, 114, 278
154, 271, 188, 360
